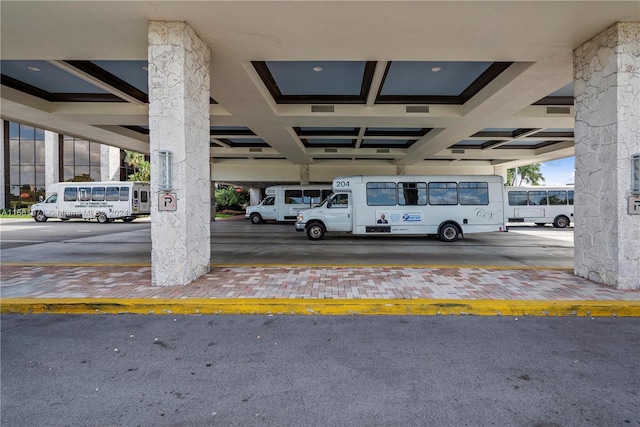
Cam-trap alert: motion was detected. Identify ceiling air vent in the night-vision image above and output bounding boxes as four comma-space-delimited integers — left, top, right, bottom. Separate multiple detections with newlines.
451, 149, 465, 154
376, 148, 390, 153
406, 105, 430, 114
324, 148, 338, 153
546, 106, 571, 115
248, 148, 262, 153
311, 105, 335, 113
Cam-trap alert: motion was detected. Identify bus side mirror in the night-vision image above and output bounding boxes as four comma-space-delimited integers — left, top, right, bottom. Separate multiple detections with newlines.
39, 196, 44, 202
327, 199, 332, 208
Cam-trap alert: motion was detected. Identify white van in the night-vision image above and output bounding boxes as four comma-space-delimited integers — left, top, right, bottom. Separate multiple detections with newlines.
295, 175, 506, 242
504, 185, 574, 228
30, 181, 151, 223
245, 185, 332, 224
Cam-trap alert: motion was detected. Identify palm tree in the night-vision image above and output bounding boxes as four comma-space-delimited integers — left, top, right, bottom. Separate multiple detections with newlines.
124, 150, 150, 182
507, 164, 545, 186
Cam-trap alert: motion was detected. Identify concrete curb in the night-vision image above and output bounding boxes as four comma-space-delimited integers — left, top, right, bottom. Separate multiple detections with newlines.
2, 298, 640, 317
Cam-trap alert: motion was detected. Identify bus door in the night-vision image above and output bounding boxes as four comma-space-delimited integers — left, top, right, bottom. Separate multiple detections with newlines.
327, 193, 351, 231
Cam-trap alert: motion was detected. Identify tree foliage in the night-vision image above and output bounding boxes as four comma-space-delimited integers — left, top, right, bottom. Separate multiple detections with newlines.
215, 185, 249, 211
124, 150, 150, 182
506, 164, 545, 186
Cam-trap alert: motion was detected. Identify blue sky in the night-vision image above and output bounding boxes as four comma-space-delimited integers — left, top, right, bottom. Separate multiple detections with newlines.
539, 157, 575, 186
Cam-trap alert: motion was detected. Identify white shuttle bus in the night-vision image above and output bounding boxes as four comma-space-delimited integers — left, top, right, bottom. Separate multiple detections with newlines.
30, 181, 151, 223
503, 185, 574, 228
245, 185, 332, 224
295, 175, 506, 242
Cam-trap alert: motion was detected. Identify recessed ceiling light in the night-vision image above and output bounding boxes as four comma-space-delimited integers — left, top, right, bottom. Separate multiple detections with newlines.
312, 66, 323, 72
431, 66, 442, 72
27, 66, 40, 72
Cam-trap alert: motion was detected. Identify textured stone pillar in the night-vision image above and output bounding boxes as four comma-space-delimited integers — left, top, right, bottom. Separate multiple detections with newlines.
249, 188, 262, 205
574, 22, 640, 289
300, 165, 310, 185
100, 145, 121, 181
148, 21, 211, 286
44, 131, 59, 189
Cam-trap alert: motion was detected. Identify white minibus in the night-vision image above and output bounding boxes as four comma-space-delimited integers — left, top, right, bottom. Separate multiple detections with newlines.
30, 181, 151, 223
503, 185, 574, 228
295, 175, 506, 242
245, 185, 332, 224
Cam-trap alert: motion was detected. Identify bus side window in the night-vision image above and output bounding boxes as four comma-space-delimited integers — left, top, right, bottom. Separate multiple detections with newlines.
508, 191, 528, 206
263, 196, 275, 206
133, 190, 138, 200
548, 191, 567, 205
79, 187, 92, 201
92, 187, 105, 201
304, 190, 321, 205
568, 190, 574, 205
141, 191, 148, 203
64, 187, 78, 202
528, 191, 548, 206
120, 187, 130, 202
47, 195, 58, 204
321, 190, 333, 201
428, 182, 457, 205
106, 187, 120, 201
459, 182, 489, 205
285, 190, 303, 204
366, 182, 396, 206
398, 182, 427, 206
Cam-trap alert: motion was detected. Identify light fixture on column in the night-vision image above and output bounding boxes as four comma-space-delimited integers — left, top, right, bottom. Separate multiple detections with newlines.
158, 150, 173, 191
632, 154, 640, 195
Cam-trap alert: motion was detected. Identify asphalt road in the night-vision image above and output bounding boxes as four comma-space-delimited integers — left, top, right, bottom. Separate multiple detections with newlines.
0, 217, 574, 268
1, 314, 638, 427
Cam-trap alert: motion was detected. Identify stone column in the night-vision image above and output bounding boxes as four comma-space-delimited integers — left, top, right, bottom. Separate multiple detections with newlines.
249, 188, 262, 205
44, 131, 59, 188
574, 22, 640, 290
300, 165, 310, 185
148, 21, 211, 286
100, 145, 121, 181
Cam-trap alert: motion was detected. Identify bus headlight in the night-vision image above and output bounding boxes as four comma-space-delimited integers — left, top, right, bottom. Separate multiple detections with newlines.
297, 212, 304, 221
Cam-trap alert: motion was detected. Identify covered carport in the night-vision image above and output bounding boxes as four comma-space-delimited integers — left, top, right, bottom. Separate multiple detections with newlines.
0, 1, 638, 288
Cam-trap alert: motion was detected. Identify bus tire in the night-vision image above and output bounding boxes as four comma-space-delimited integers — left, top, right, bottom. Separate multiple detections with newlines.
553, 215, 570, 228
250, 213, 263, 224
306, 222, 325, 240
97, 213, 110, 224
34, 211, 48, 222
438, 223, 460, 242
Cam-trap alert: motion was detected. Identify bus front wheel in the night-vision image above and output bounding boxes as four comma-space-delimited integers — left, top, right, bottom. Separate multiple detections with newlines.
306, 223, 325, 240
438, 223, 460, 242
250, 213, 263, 224
34, 211, 48, 222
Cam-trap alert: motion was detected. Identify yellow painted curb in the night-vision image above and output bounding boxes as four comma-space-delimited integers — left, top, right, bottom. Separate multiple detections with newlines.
2, 298, 640, 317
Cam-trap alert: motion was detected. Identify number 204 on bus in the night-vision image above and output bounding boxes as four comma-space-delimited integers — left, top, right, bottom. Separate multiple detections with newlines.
295, 175, 506, 242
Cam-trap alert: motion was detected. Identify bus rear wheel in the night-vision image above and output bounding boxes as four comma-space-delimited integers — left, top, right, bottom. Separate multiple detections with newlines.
306, 223, 325, 240
553, 216, 570, 228
438, 223, 460, 242
97, 213, 110, 224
